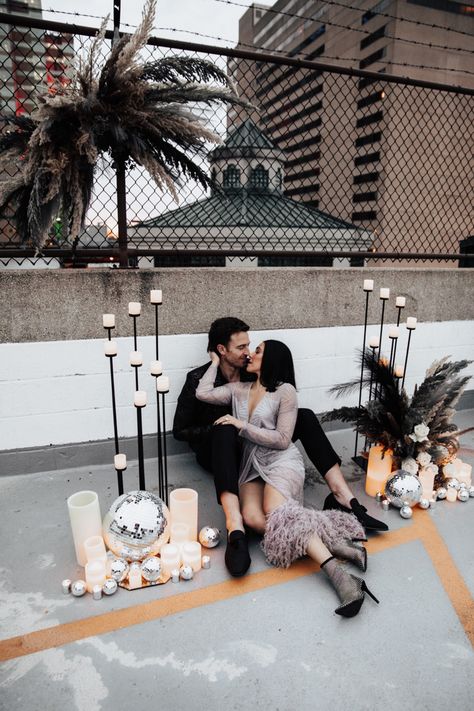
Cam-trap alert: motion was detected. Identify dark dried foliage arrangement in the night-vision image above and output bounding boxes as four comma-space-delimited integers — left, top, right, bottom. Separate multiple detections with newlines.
0, 0, 249, 251
323, 349, 472, 464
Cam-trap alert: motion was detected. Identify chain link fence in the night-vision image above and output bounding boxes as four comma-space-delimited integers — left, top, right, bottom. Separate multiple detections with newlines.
0, 12, 473, 268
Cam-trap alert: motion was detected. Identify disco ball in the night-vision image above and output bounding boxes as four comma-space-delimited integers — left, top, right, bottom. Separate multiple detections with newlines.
198, 526, 221, 548
141, 556, 162, 582
385, 470, 422, 509
103, 490, 170, 562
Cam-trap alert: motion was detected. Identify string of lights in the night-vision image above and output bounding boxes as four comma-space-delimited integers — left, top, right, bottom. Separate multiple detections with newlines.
212, 0, 474, 40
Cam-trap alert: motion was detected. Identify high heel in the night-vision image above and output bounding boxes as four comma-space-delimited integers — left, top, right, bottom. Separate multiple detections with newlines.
321, 557, 379, 618
330, 539, 367, 572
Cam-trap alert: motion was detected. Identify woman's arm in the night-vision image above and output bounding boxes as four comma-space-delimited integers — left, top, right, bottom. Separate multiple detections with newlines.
196, 360, 234, 406
239, 384, 298, 450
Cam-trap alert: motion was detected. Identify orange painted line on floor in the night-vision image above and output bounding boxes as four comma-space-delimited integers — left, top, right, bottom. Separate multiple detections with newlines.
416, 512, 474, 646
0, 558, 318, 663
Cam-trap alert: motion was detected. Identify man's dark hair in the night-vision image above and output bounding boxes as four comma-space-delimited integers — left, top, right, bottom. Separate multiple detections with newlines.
208, 317, 250, 353
260, 339, 296, 392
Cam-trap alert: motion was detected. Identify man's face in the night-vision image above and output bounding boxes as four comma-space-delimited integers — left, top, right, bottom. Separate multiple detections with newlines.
217, 331, 250, 369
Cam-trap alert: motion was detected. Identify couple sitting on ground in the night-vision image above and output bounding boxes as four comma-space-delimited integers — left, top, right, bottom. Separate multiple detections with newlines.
173, 317, 386, 617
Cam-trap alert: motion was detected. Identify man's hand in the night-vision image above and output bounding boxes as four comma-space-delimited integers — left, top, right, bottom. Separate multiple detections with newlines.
214, 414, 244, 430
209, 351, 220, 366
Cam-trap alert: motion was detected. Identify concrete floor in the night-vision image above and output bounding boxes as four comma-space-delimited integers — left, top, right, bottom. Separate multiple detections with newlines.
1, 415, 473, 711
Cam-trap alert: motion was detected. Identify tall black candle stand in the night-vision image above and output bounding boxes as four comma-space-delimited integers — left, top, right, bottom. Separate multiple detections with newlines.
374, 292, 389, 400
134, 396, 146, 491
105, 344, 123, 495
157, 383, 170, 505
152, 369, 165, 501
401, 322, 416, 391
151, 295, 162, 359
354, 285, 372, 459
388, 331, 399, 373
392, 302, 405, 369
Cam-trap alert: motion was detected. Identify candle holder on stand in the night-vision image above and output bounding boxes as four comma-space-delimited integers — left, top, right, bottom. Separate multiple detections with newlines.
128, 302, 141, 351
114, 453, 127, 497
150, 290, 163, 360
388, 327, 399, 373
151, 360, 165, 500
104, 339, 123, 495
353, 279, 374, 462
392, 297, 406, 367
156, 375, 170, 505
402, 318, 417, 391
374, 288, 390, 400
356, 338, 379, 469
103, 314, 115, 341
134, 391, 147, 491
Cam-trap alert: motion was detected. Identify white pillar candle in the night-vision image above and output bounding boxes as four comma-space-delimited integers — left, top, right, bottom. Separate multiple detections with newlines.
134, 391, 147, 407
181, 541, 202, 572
160, 543, 181, 574
368, 336, 379, 348
150, 360, 163, 376
170, 522, 191, 550
85, 559, 107, 593
169, 488, 198, 541
156, 375, 170, 393
104, 341, 117, 356
418, 467, 436, 501
363, 279, 374, 292
128, 302, 141, 316
114, 453, 127, 470
380, 288, 390, 299
150, 289, 163, 304
365, 446, 393, 497
394, 364, 404, 378
67, 490, 102, 567
458, 463, 472, 487
103, 314, 115, 328
128, 563, 143, 589
406, 317, 417, 330
388, 327, 399, 339
396, 296, 406, 308
130, 351, 143, 366
84, 535, 107, 563
446, 487, 457, 503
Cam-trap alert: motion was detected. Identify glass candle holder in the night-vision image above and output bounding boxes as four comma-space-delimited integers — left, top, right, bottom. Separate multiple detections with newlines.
169, 488, 198, 541
67, 491, 102, 567
181, 541, 202, 572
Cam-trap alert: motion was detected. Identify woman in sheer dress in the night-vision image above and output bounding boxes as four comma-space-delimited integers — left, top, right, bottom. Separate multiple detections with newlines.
196, 339, 378, 617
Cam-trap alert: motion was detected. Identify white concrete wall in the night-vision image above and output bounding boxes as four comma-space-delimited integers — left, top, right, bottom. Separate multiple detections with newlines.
1, 320, 473, 451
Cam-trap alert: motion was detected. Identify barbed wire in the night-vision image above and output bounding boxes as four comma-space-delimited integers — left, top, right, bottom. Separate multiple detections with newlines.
212, 0, 474, 40
18, 7, 474, 79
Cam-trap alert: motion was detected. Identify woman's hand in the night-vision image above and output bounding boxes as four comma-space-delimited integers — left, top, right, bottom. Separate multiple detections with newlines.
214, 414, 244, 431
209, 351, 220, 366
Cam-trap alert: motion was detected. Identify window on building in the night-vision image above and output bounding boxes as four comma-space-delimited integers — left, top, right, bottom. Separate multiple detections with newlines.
276, 168, 283, 190
223, 164, 241, 188
360, 24, 386, 50
359, 47, 386, 70
250, 164, 269, 189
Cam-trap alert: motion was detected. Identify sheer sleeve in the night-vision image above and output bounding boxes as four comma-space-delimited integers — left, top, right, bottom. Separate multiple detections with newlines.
196, 362, 234, 405
239, 383, 298, 450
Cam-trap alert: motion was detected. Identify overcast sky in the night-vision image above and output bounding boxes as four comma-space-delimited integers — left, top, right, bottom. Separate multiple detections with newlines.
43, 0, 273, 46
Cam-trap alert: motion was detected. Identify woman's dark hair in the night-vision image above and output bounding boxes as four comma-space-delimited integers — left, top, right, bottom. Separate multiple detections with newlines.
208, 317, 249, 353
260, 340, 296, 392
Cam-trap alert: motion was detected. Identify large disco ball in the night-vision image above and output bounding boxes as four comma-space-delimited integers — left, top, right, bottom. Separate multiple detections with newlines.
385, 470, 422, 509
103, 491, 170, 562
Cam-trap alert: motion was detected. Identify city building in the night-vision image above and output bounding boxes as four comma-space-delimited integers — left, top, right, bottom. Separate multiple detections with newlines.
229, 1, 474, 259
132, 119, 372, 267
0, 0, 74, 116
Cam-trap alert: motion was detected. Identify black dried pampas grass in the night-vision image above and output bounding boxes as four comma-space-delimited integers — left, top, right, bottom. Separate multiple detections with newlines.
323, 349, 472, 462
0, 0, 250, 251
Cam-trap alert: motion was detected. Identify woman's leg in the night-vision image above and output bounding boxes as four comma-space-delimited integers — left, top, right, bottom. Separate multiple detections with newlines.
262, 485, 331, 565
240, 480, 266, 534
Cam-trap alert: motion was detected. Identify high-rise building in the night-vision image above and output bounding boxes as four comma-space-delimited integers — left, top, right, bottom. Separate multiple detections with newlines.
229, 1, 474, 258
0, 0, 74, 116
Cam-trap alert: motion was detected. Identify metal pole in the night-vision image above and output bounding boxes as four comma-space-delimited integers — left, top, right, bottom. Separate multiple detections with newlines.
354, 289, 370, 457
161, 391, 169, 505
